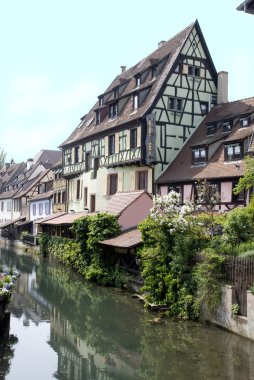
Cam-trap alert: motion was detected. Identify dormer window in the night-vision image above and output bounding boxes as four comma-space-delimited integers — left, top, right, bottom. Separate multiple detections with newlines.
151, 66, 157, 78
136, 75, 141, 87
99, 96, 104, 106
222, 120, 232, 132
224, 142, 242, 161
192, 147, 207, 165
207, 124, 217, 136
96, 110, 100, 125
109, 103, 118, 119
240, 116, 251, 128
133, 94, 138, 109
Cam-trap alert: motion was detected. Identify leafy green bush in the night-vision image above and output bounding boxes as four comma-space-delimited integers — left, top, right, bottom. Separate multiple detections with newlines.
194, 248, 225, 315
223, 207, 254, 245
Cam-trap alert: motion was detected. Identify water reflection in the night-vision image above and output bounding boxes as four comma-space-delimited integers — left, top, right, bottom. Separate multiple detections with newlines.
1, 245, 254, 379
0, 313, 18, 380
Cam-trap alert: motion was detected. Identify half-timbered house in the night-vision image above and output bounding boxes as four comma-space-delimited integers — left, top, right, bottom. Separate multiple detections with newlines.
156, 97, 254, 210
60, 20, 220, 212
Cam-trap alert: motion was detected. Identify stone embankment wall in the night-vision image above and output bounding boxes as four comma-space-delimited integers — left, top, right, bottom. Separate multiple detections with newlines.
204, 285, 254, 341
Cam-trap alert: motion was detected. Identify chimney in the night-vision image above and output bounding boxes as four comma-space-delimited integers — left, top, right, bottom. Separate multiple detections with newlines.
217, 71, 228, 104
120, 65, 126, 73
158, 40, 166, 49
27, 158, 33, 170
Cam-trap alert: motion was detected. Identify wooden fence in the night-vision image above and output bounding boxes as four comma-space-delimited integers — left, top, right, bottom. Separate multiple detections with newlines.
224, 257, 254, 316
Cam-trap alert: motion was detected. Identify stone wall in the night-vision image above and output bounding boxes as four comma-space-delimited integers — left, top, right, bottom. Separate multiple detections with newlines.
204, 285, 254, 341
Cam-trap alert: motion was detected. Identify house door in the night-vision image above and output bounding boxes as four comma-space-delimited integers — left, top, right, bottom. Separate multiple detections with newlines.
90, 194, 96, 212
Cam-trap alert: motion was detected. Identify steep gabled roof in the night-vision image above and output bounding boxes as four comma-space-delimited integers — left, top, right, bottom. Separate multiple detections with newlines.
60, 20, 215, 148
237, 0, 254, 14
156, 97, 254, 184
33, 150, 62, 167
13, 169, 51, 198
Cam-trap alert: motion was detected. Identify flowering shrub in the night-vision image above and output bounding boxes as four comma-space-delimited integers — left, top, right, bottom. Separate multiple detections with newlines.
139, 191, 208, 319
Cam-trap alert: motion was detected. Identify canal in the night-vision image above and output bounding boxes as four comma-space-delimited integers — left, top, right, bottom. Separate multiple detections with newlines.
1, 244, 254, 380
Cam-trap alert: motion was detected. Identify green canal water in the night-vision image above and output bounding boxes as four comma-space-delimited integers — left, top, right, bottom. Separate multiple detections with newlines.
1, 244, 254, 380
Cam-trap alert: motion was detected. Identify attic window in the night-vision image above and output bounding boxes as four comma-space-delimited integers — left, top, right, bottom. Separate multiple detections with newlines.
222, 120, 232, 132
207, 124, 217, 136
151, 66, 157, 78
168, 97, 183, 112
99, 96, 104, 106
240, 116, 251, 128
188, 65, 200, 77
136, 75, 141, 87
109, 103, 118, 119
224, 142, 242, 161
192, 147, 207, 165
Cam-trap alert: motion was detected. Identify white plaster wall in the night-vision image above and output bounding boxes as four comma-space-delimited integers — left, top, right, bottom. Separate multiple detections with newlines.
183, 184, 193, 201
221, 182, 232, 203
67, 166, 153, 213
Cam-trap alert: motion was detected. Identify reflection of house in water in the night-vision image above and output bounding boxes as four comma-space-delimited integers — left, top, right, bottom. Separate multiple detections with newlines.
49, 307, 141, 380
8, 268, 50, 326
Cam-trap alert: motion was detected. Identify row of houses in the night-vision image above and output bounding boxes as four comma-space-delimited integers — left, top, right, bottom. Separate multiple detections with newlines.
0, 15, 253, 247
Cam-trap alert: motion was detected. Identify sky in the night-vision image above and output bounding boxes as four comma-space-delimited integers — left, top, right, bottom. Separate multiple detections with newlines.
0, 0, 253, 163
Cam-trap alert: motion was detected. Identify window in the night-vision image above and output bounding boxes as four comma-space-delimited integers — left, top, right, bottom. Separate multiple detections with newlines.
240, 116, 250, 128
168, 97, 183, 111
64, 149, 72, 165
45, 202, 50, 215
74, 146, 80, 163
85, 152, 91, 172
90, 194, 96, 212
151, 66, 157, 78
108, 135, 115, 155
57, 191, 61, 203
224, 143, 242, 161
94, 158, 99, 179
39, 203, 43, 215
119, 134, 126, 152
84, 187, 88, 207
222, 120, 232, 132
188, 65, 200, 77
108, 174, 118, 195
62, 191, 66, 204
130, 128, 137, 149
133, 94, 138, 109
136, 75, 141, 87
53, 193, 57, 204
192, 147, 207, 165
76, 179, 81, 199
99, 96, 104, 106
96, 110, 100, 125
1, 202, 3, 212
136, 171, 148, 191
232, 181, 245, 203
200, 102, 209, 116
207, 124, 217, 136
168, 186, 183, 204
7, 201, 11, 211
32, 204, 36, 216
109, 103, 118, 118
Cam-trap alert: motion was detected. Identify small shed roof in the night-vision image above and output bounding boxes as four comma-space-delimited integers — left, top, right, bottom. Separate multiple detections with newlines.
101, 190, 152, 216
100, 228, 142, 249
40, 211, 90, 226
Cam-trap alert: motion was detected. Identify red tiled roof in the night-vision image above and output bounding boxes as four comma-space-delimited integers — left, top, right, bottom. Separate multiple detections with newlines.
100, 228, 142, 248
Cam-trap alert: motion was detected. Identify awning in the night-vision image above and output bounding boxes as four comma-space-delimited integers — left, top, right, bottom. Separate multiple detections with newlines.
100, 229, 142, 249
0, 217, 26, 229
15, 220, 33, 227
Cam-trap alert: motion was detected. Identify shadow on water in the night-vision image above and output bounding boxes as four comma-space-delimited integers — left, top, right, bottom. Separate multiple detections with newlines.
1, 244, 254, 379
0, 313, 18, 380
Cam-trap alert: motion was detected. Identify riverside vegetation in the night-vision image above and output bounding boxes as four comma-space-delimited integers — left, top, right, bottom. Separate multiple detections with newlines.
39, 181, 254, 321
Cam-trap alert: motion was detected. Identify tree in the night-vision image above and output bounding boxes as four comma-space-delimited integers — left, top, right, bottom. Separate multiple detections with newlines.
233, 155, 254, 195
0, 148, 6, 170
